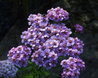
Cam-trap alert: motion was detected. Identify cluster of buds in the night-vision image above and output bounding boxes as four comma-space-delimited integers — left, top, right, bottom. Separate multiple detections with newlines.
74, 24, 84, 33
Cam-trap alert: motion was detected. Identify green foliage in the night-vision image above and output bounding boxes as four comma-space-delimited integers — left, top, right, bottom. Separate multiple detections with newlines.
15, 61, 63, 78
15, 62, 50, 78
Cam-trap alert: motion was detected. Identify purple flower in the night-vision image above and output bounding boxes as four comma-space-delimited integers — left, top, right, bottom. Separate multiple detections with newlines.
43, 38, 60, 48
47, 7, 69, 22
0, 60, 18, 78
48, 51, 58, 60
74, 24, 84, 32
61, 57, 85, 78
66, 37, 75, 46
7, 45, 31, 67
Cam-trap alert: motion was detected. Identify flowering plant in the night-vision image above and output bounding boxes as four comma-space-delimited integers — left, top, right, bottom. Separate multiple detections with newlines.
0, 7, 85, 78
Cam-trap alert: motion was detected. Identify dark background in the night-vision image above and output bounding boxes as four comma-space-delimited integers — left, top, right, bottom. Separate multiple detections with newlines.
0, 0, 98, 78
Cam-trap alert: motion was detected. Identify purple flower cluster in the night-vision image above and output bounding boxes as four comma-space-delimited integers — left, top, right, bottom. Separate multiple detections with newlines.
21, 23, 72, 50
31, 49, 58, 69
61, 57, 85, 78
28, 13, 48, 26
4, 7, 85, 78
20, 7, 85, 72
0, 60, 18, 78
66, 37, 84, 57
7, 45, 31, 67
74, 24, 84, 32
21, 23, 83, 57
47, 7, 69, 22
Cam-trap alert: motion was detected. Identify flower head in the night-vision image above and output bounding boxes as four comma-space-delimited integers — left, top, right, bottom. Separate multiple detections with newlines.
61, 57, 85, 78
28, 13, 48, 26
7, 45, 31, 67
74, 24, 84, 32
47, 7, 69, 22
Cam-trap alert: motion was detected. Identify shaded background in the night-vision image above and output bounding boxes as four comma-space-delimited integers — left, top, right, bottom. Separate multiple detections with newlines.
0, 0, 98, 78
